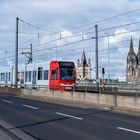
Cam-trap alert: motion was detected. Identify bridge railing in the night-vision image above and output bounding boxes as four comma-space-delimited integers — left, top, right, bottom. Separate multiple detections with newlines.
0, 82, 140, 95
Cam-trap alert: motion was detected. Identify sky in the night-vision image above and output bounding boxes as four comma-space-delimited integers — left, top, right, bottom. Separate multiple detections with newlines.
1, 0, 140, 81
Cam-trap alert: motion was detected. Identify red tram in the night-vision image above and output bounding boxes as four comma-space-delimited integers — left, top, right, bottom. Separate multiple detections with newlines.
49, 61, 76, 90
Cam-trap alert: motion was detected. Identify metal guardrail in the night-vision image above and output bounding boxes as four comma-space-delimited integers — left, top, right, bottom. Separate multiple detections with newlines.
76, 82, 140, 89
0, 82, 140, 94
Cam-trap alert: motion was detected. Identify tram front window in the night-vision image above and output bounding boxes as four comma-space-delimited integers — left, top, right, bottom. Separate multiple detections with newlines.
60, 62, 75, 80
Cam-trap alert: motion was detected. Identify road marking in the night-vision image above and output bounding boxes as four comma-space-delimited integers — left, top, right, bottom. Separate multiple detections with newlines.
23, 104, 39, 110
103, 107, 111, 110
2, 100, 13, 104
117, 127, 140, 134
56, 112, 83, 120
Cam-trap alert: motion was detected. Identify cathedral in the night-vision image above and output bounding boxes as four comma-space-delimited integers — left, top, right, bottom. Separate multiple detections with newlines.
76, 50, 91, 80
126, 37, 140, 82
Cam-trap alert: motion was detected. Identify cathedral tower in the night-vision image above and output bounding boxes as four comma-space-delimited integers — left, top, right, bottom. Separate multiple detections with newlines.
135, 39, 140, 81
77, 50, 91, 80
137, 39, 140, 66
126, 37, 138, 82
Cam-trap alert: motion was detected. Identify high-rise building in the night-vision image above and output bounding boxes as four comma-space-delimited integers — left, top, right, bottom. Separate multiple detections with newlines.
76, 50, 91, 80
126, 37, 140, 82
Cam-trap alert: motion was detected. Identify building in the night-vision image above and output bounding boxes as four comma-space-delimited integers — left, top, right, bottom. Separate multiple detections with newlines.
126, 37, 140, 82
76, 50, 91, 80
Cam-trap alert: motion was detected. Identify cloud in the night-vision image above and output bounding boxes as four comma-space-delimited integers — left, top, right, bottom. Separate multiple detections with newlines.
104, 29, 137, 44
36, 30, 88, 62
41, 30, 77, 45
1, 0, 140, 81
6, 58, 14, 66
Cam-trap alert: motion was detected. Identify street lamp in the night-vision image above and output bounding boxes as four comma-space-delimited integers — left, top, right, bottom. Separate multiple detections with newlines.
105, 33, 110, 85
24, 63, 28, 88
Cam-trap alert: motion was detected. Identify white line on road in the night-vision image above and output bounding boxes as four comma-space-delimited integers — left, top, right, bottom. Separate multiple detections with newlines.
23, 104, 39, 110
103, 107, 111, 110
2, 100, 13, 104
56, 112, 83, 120
117, 127, 140, 134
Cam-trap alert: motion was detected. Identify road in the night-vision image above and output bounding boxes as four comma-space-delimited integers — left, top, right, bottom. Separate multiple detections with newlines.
0, 93, 140, 140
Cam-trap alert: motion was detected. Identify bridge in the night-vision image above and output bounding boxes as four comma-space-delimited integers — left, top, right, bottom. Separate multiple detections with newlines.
0, 87, 140, 140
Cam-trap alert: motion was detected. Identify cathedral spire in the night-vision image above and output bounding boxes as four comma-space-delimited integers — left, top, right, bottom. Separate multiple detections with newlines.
129, 36, 135, 54
138, 37, 140, 55
81, 50, 87, 65
137, 37, 140, 65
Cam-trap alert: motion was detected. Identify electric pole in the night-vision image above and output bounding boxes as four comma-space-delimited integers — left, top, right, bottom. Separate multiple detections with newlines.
30, 43, 33, 63
95, 25, 99, 91
21, 43, 33, 64
15, 17, 19, 87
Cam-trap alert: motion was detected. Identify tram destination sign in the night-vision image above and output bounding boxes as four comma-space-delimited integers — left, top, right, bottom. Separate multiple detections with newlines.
59, 62, 74, 67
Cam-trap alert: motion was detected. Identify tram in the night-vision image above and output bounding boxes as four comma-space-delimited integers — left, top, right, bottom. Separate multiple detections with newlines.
49, 61, 75, 90
0, 61, 76, 90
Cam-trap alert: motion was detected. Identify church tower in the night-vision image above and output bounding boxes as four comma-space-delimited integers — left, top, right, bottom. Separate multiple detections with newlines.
126, 37, 137, 82
77, 50, 91, 80
135, 38, 140, 81
137, 39, 140, 66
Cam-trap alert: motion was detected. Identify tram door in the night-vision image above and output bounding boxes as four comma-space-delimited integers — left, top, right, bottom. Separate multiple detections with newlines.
32, 71, 36, 85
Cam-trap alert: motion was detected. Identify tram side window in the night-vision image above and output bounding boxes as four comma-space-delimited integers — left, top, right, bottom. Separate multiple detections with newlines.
56, 69, 58, 80
0, 74, 1, 81
44, 70, 48, 80
5, 73, 8, 82
8, 72, 11, 81
38, 67, 43, 80
51, 69, 58, 80
52, 70, 55, 80
17, 72, 20, 82
25, 71, 31, 82
0, 73, 2, 81
29, 71, 31, 81
1, 73, 4, 81
25, 71, 28, 82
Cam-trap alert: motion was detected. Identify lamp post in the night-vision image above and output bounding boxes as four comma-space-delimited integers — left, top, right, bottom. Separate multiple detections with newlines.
15, 17, 19, 87
24, 63, 28, 88
105, 33, 110, 85
95, 25, 99, 91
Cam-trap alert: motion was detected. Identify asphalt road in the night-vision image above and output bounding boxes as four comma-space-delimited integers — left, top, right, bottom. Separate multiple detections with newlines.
0, 93, 140, 140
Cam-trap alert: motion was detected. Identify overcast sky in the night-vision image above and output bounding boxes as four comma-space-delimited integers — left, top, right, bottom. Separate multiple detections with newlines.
1, 0, 140, 81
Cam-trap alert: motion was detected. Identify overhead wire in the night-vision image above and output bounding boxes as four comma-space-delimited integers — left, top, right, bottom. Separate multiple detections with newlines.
2, 9, 140, 66
18, 18, 56, 33
50, 8, 140, 33
84, 8, 140, 32
0, 26, 140, 57
20, 19, 140, 49
17, 8, 140, 46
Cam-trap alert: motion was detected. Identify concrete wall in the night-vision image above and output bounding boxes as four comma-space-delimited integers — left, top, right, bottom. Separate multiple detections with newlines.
21, 89, 140, 110
0, 87, 21, 95
0, 86, 140, 110
117, 95, 140, 109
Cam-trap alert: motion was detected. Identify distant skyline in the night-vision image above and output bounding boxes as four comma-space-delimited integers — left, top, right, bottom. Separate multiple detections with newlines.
1, 0, 140, 81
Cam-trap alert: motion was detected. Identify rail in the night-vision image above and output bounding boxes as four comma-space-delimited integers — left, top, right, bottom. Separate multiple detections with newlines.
0, 82, 140, 96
